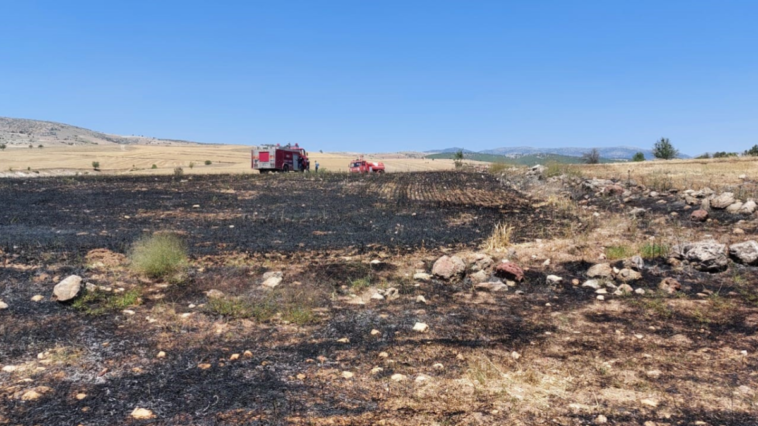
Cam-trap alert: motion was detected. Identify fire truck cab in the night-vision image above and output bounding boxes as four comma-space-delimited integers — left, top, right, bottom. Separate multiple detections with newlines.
252, 144, 310, 173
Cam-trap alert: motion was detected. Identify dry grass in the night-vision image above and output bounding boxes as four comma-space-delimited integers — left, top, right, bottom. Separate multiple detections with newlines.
484, 221, 514, 252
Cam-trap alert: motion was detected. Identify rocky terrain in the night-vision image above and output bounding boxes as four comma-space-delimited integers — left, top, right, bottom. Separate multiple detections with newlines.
1, 168, 757, 425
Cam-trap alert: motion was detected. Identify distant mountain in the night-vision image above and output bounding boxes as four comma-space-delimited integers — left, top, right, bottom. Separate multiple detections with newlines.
424, 147, 478, 154
426, 151, 615, 167
0, 117, 204, 148
480, 146, 690, 160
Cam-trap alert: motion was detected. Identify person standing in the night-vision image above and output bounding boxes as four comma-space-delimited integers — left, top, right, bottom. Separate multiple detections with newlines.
315, 161, 320, 172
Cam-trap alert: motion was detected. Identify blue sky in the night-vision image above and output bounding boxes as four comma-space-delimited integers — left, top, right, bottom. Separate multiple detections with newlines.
1, 1, 756, 155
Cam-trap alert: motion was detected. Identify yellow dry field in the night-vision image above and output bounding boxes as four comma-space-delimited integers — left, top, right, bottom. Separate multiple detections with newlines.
0, 145, 461, 175
577, 156, 758, 190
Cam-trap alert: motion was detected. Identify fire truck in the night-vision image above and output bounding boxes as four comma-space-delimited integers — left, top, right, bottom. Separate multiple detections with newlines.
252, 144, 310, 173
348, 156, 385, 173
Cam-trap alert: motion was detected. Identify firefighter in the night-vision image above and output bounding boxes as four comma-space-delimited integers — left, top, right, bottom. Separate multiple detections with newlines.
315, 161, 320, 172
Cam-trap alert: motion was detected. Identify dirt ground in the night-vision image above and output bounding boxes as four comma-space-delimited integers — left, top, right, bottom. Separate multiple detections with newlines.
1, 170, 757, 425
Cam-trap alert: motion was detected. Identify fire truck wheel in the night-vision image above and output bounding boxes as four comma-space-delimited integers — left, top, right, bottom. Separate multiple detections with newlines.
282, 165, 290, 172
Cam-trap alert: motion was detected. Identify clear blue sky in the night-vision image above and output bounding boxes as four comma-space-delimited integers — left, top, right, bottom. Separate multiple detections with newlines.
1, 1, 756, 155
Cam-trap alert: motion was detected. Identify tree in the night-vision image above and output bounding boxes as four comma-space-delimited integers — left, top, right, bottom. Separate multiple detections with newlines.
632, 152, 645, 162
582, 148, 600, 164
0, 143, 6, 150
652, 138, 678, 160
696, 153, 711, 159
92, 161, 100, 171
743, 145, 758, 156
713, 151, 737, 158
453, 150, 464, 169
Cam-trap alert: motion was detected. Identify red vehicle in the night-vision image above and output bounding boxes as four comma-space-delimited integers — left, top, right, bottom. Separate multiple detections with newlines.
348, 157, 385, 173
252, 144, 310, 173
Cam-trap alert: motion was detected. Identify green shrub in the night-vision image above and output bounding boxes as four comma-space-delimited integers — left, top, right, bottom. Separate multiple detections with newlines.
72, 288, 142, 315
606, 245, 634, 260
652, 138, 678, 160
151, 164, 157, 169
173, 167, 183, 177
92, 161, 100, 171
205, 160, 212, 166
640, 242, 669, 259
189, 162, 195, 169
632, 152, 645, 162
129, 233, 188, 279
0, 143, 6, 150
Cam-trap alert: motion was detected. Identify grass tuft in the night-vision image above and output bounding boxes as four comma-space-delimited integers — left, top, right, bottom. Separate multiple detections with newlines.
640, 242, 669, 259
129, 233, 188, 279
605, 245, 634, 260
484, 221, 513, 252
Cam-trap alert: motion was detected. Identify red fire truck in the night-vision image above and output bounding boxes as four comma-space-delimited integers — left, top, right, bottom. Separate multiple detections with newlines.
252, 144, 310, 173
348, 156, 385, 173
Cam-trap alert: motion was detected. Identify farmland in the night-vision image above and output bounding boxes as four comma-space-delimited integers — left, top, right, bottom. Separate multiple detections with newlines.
1, 166, 758, 425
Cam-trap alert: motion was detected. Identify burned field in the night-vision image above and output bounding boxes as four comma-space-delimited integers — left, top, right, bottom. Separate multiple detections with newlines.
1, 171, 758, 425
0, 172, 557, 255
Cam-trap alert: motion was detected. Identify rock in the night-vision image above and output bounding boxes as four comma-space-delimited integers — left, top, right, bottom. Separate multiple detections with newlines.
617, 284, 633, 294
734, 228, 745, 235
415, 374, 431, 383
205, 289, 225, 299
384, 287, 399, 301
605, 185, 625, 196
156, 351, 166, 359
739, 200, 757, 214
0, 300, 7, 310
625, 255, 645, 270
415, 295, 428, 304
511, 351, 521, 360
629, 207, 647, 217
130, 408, 156, 420
581, 280, 602, 290
469, 270, 489, 284
640, 398, 659, 408
684, 195, 699, 205
53, 275, 82, 302
690, 209, 708, 222
711, 192, 736, 209
370, 329, 381, 336
2, 365, 18, 373
262, 271, 283, 288
726, 202, 744, 214
673, 240, 728, 272
432, 255, 466, 280
370, 367, 383, 375
469, 253, 494, 271
659, 277, 682, 294
730, 241, 758, 265
31, 295, 44, 302
76, 393, 87, 400
596, 295, 605, 301
433, 363, 445, 370
341, 371, 354, 379
390, 373, 407, 382
21, 387, 51, 401
701, 198, 711, 211
587, 263, 613, 278
595, 288, 607, 294
370, 292, 385, 301
646, 369, 662, 379
229, 353, 240, 360
474, 281, 508, 292
413, 322, 429, 332
243, 350, 253, 358
546, 275, 563, 284
595, 414, 608, 424
635, 288, 646, 295
616, 268, 642, 283
649, 191, 659, 198
494, 262, 524, 282
413, 272, 432, 281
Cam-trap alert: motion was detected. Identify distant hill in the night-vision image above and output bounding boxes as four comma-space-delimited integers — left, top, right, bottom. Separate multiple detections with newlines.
0, 117, 204, 148
425, 151, 614, 167
424, 147, 478, 154
480, 146, 683, 160
427, 145, 690, 160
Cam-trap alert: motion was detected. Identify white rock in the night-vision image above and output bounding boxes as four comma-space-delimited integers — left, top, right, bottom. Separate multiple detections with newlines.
726, 202, 744, 214
205, 289, 225, 299
587, 263, 613, 278
341, 371, 354, 379
370, 292, 385, 300
635, 288, 646, 295
739, 200, 757, 214
370, 366, 383, 375
474, 281, 508, 292
0, 300, 7, 310
433, 363, 444, 370
582, 280, 602, 290
413, 322, 429, 332
595, 414, 608, 424
431, 255, 466, 280
595, 288, 607, 294
415, 374, 431, 383
415, 295, 428, 304
546, 275, 563, 284
413, 272, 432, 281
131, 408, 155, 420
596, 295, 605, 301
2, 365, 18, 373
390, 373, 407, 382
31, 295, 44, 302
261, 271, 283, 289
711, 192, 736, 209
511, 351, 521, 360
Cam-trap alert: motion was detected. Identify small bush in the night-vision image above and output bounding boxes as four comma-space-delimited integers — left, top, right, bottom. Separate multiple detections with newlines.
606, 245, 634, 260
189, 162, 195, 169
129, 233, 188, 279
640, 242, 669, 259
582, 148, 600, 164
38, 144, 44, 148
173, 167, 184, 177
632, 152, 645, 162
72, 288, 142, 315
207, 297, 254, 319
29, 144, 33, 149
545, 162, 583, 178
282, 305, 316, 325
0, 143, 6, 150
696, 153, 711, 159
653, 138, 678, 160
489, 162, 509, 174
92, 161, 100, 171
151, 164, 157, 169
204, 160, 212, 166
743, 145, 758, 157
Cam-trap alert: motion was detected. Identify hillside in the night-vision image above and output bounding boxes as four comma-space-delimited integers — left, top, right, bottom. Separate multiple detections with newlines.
0, 117, 203, 148
430, 146, 691, 160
